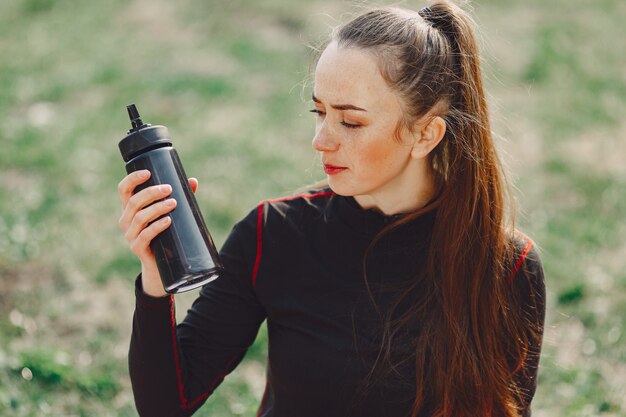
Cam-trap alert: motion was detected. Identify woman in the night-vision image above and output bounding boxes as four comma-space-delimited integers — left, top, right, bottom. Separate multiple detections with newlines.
118, 2, 545, 416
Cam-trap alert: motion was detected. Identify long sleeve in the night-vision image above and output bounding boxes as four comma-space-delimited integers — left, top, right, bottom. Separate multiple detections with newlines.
510, 243, 546, 417
128, 209, 267, 417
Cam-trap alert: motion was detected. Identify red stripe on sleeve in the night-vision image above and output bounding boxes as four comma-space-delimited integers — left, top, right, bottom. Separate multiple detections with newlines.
169, 295, 239, 410
183, 355, 238, 410
169, 295, 188, 408
507, 234, 534, 284
252, 202, 264, 288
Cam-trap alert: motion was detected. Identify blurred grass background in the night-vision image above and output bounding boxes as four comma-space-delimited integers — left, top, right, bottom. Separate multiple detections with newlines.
0, 0, 624, 416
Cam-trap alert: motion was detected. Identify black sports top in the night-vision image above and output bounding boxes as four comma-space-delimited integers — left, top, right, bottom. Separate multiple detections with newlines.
128, 189, 545, 417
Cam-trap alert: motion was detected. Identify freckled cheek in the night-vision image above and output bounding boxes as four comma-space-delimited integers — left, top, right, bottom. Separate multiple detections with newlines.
353, 142, 392, 177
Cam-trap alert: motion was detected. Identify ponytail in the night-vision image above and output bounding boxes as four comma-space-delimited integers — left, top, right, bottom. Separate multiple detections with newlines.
414, 3, 522, 416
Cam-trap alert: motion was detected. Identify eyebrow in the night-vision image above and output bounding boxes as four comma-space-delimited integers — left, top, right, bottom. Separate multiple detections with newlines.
312, 94, 368, 112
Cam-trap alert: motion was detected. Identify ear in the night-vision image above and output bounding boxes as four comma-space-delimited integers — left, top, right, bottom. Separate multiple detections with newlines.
410, 116, 446, 159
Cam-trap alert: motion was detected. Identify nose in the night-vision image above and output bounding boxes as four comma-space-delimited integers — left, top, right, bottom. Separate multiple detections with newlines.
312, 122, 339, 152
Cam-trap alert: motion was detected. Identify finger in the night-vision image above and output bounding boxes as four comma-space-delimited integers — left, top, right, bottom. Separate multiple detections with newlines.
125, 198, 177, 243
118, 170, 151, 209
188, 177, 198, 194
130, 216, 172, 258
118, 184, 172, 232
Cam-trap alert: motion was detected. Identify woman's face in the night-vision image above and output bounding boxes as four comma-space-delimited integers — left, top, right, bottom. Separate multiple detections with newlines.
312, 42, 425, 209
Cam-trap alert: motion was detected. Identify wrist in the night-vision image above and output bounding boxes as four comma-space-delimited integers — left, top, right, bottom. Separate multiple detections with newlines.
140, 263, 168, 298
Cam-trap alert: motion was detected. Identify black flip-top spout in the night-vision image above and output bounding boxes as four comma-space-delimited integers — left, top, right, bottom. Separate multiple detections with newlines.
127, 104, 148, 132
119, 104, 171, 162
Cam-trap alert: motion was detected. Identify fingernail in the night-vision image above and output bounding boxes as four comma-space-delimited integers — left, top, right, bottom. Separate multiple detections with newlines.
166, 199, 176, 207
161, 216, 171, 224
138, 170, 150, 179
160, 185, 172, 193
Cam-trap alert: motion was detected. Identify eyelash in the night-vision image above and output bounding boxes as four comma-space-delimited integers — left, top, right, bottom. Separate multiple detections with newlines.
309, 109, 360, 129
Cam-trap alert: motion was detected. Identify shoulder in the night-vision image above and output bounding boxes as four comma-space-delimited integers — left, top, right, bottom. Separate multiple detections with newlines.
507, 232, 546, 316
230, 187, 334, 237
227, 188, 335, 287
507, 232, 542, 284
257, 187, 334, 223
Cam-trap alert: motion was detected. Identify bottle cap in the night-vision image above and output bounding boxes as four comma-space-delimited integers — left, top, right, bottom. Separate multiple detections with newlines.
118, 104, 173, 162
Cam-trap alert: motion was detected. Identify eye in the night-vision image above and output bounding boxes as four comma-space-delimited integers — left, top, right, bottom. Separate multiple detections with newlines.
341, 121, 360, 129
310, 109, 326, 118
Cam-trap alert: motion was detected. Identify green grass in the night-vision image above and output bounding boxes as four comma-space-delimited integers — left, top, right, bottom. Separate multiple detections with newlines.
0, 0, 625, 415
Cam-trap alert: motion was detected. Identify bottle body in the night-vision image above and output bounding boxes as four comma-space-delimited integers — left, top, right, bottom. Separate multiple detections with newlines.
125, 146, 222, 293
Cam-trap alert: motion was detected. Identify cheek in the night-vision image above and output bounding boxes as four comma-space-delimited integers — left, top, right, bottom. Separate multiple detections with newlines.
361, 142, 387, 166
351, 140, 398, 178
355, 122, 407, 170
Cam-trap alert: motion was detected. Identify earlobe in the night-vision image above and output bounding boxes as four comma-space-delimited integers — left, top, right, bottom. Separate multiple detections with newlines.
410, 116, 446, 159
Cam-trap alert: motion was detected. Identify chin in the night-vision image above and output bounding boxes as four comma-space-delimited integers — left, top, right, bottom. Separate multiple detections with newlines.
326, 179, 358, 197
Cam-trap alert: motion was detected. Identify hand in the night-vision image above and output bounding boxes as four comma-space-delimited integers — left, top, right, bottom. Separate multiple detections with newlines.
117, 170, 198, 296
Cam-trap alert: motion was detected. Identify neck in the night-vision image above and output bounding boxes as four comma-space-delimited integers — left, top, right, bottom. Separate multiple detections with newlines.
354, 166, 437, 216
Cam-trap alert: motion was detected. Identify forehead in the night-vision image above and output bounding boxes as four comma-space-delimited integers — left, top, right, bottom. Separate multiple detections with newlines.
314, 42, 400, 109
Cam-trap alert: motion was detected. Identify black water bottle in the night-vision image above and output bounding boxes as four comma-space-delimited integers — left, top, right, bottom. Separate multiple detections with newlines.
119, 104, 222, 293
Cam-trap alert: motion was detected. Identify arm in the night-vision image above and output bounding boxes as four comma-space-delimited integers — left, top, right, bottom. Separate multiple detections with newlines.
510, 243, 546, 417
128, 210, 266, 417
117, 172, 266, 416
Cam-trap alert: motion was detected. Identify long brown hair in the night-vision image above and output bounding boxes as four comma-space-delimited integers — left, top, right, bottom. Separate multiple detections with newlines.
315, 2, 541, 416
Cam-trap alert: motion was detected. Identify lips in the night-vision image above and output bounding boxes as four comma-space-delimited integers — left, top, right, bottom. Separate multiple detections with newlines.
323, 163, 347, 175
